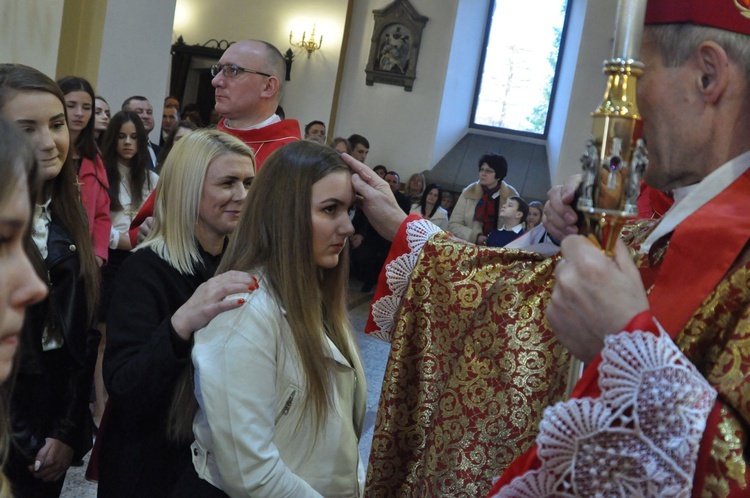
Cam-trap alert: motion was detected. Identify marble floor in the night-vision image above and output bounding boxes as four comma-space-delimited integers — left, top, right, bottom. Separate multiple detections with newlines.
60, 280, 390, 497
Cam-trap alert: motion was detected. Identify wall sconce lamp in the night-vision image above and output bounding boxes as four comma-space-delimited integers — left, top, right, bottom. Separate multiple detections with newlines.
289, 24, 323, 58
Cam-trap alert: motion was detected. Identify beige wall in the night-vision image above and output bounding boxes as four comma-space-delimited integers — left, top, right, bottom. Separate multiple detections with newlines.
96, 0, 177, 142
0, 0, 65, 77
0, 0, 619, 186
333, 0, 458, 172
56, 0, 107, 84
547, 0, 618, 184
432, 0, 491, 167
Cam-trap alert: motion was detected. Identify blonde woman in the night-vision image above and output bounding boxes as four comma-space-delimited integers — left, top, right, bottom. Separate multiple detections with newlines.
405, 172, 425, 205
98, 130, 256, 497
181, 141, 366, 497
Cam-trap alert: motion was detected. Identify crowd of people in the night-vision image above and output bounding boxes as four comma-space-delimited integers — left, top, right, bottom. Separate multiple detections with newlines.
0, 0, 748, 496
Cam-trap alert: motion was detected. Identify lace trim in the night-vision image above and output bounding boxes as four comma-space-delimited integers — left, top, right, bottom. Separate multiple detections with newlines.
370, 219, 442, 342
494, 326, 717, 498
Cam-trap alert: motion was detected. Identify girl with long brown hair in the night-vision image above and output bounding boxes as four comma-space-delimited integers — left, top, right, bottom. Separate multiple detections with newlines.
98, 110, 158, 328
0, 116, 49, 498
182, 141, 366, 497
0, 63, 100, 498
57, 76, 111, 267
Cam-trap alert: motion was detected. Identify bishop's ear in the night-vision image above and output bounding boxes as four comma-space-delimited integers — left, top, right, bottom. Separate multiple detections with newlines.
695, 40, 729, 102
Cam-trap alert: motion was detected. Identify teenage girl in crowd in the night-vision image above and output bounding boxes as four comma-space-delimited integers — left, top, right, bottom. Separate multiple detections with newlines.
178, 141, 366, 497
99, 111, 158, 320
57, 76, 113, 429
94, 96, 110, 147
57, 77, 111, 266
0, 63, 100, 498
0, 116, 49, 498
96, 130, 256, 497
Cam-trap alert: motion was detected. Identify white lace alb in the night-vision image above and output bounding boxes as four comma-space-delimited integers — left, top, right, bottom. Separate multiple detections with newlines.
493, 325, 717, 498
370, 219, 441, 342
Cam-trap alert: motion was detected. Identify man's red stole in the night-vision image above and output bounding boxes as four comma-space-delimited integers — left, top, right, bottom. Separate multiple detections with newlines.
490, 169, 750, 495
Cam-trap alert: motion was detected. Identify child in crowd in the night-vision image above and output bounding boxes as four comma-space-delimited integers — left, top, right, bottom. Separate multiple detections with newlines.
526, 200, 543, 230
486, 196, 528, 247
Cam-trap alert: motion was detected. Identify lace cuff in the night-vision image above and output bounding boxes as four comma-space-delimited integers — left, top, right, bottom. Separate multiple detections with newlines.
368, 218, 442, 342
493, 323, 717, 497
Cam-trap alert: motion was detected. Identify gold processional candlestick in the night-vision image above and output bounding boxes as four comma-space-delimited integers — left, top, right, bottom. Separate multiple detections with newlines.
577, 0, 649, 256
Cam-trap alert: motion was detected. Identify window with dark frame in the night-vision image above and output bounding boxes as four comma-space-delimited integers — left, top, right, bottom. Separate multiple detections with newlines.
471, 0, 572, 138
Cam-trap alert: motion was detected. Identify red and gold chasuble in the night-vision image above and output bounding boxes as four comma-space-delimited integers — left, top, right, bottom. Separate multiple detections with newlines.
364, 217, 576, 497
491, 169, 750, 497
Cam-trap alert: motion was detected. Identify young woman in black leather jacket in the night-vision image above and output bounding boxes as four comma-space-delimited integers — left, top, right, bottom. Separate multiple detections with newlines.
0, 64, 100, 498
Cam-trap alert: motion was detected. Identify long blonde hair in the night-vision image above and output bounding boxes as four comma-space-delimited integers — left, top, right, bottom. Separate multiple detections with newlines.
217, 140, 356, 430
162, 130, 255, 443
138, 129, 255, 274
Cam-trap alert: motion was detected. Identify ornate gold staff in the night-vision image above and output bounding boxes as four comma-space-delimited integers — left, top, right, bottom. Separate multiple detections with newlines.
564, 0, 650, 397
577, 0, 649, 256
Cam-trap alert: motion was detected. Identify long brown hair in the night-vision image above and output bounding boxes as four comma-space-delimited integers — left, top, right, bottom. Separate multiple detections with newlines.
57, 76, 99, 161
0, 63, 99, 329
217, 140, 357, 431
0, 115, 39, 498
101, 110, 154, 211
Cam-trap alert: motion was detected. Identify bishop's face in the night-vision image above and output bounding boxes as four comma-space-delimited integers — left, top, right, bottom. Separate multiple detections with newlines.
637, 30, 711, 191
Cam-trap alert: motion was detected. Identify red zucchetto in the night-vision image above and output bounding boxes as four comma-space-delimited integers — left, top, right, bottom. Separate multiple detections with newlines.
645, 0, 750, 35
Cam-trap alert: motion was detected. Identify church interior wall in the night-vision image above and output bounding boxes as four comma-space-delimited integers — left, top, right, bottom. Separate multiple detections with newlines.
1, 0, 618, 195
332, 0, 458, 174
0, 0, 65, 77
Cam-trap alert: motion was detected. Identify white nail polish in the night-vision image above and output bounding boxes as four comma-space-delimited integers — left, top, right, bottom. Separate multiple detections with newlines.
34, 460, 41, 471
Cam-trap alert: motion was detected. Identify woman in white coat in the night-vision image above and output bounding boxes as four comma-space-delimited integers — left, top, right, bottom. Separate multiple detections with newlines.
448, 154, 518, 245
179, 141, 366, 498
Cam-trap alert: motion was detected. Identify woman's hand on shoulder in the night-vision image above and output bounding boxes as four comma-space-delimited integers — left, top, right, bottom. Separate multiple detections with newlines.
171, 271, 259, 341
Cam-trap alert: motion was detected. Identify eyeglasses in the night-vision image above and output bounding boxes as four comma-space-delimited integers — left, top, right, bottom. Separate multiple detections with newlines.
210, 63, 272, 78
479, 167, 495, 175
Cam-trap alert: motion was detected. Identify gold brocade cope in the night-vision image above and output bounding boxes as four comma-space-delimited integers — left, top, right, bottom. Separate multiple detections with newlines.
624, 218, 750, 497
673, 263, 750, 496
364, 232, 574, 497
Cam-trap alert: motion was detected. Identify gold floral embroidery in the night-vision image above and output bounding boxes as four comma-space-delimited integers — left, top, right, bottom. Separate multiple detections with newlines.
368, 221, 750, 497
700, 408, 747, 497
626, 221, 750, 496
365, 233, 574, 497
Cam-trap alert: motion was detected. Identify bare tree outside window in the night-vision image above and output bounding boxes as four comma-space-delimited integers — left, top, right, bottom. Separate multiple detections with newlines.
472, 0, 570, 137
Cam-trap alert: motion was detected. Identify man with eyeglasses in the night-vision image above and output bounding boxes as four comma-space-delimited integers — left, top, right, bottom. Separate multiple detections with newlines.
211, 39, 300, 168
127, 40, 300, 247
